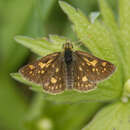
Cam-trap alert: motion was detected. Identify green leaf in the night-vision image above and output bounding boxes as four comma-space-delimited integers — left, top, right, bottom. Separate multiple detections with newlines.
49, 34, 81, 50
59, 1, 118, 63
15, 35, 82, 57
83, 102, 130, 130
99, 0, 117, 30
119, 0, 130, 79
10, 73, 42, 93
49, 34, 69, 45
98, 0, 123, 58
121, 79, 130, 103
15, 36, 63, 56
99, 0, 126, 83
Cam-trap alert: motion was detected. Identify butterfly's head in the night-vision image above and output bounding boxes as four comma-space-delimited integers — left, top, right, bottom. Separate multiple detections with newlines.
63, 41, 73, 50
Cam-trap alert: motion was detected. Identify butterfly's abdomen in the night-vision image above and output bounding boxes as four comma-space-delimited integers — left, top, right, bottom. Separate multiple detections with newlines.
64, 49, 74, 89
67, 65, 74, 89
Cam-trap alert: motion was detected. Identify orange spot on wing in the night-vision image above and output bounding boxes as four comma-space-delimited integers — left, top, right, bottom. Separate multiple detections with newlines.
38, 62, 46, 68
29, 65, 35, 70
90, 60, 98, 66
102, 62, 107, 67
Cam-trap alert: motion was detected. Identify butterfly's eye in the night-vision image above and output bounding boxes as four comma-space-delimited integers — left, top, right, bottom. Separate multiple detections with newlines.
63, 42, 73, 49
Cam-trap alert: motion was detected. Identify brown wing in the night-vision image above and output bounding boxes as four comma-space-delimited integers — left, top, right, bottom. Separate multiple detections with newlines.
73, 53, 97, 91
41, 55, 66, 94
19, 52, 66, 94
72, 51, 116, 91
75, 51, 116, 82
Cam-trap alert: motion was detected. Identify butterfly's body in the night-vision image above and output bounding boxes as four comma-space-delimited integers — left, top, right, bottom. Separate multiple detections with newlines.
64, 45, 74, 89
19, 42, 116, 94
64, 63, 74, 89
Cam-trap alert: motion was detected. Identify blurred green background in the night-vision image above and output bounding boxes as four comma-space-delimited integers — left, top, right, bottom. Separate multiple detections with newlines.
0, 0, 118, 130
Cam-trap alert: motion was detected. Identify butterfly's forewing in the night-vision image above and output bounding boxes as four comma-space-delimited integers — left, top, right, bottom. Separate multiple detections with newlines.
19, 52, 66, 94
75, 51, 116, 82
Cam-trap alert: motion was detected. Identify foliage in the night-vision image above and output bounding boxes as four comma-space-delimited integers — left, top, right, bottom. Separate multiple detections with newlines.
0, 0, 130, 130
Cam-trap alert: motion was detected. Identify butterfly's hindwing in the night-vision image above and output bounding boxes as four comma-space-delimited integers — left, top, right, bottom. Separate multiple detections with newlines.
75, 51, 116, 82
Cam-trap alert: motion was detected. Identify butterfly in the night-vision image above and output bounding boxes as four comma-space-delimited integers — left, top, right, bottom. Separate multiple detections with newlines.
19, 42, 116, 94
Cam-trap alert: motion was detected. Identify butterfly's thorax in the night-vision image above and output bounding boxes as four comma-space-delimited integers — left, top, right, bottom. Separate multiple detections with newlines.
64, 48, 74, 89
